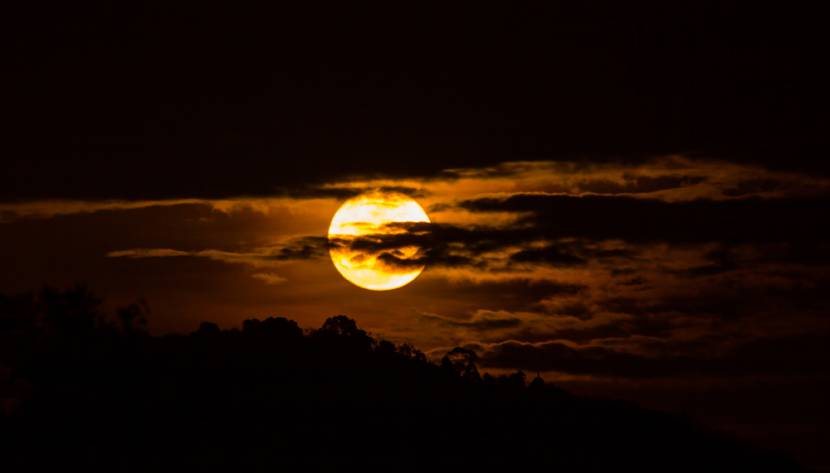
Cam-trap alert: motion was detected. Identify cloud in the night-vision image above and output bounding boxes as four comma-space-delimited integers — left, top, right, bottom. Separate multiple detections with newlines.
419, 311, 523, 332
475, 333, 830, 379
106, 248, 190, 258
0, 197, 336, 223
273, 184, 428, 200
457, 194, 830, 244
267, 236, 329, 261
508, 245, 587, 266
435, 157, 830, 202
331, 222, 632, 272
107, 236, 330, 271
6, 157, 829, 222
0, 199, 208, 222
324, 182, 830, 276
251, 273, 288, 285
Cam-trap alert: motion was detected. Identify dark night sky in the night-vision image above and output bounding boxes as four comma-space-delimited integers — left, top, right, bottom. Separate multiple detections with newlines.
5, 2, 828, 199
3, 2, 829, 470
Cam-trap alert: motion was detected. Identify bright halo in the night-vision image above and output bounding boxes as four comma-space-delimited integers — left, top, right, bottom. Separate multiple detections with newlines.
328, 191, 430, 291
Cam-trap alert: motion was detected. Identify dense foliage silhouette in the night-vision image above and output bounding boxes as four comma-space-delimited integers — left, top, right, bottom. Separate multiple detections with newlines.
0, 286, 804, 472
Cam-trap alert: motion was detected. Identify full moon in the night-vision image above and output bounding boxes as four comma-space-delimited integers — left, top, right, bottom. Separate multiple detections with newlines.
328, 192, 430, 290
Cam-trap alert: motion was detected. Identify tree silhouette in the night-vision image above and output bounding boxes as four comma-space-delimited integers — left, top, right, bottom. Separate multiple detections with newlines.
441, 347, 482, 382
194, 321, 220, 336
117, 300, 148, 336
313, 314, 373, 353
243, 316, 303, 341
397, 343, 427, 362
317, 314, 367, 338
0, 287, 807, 472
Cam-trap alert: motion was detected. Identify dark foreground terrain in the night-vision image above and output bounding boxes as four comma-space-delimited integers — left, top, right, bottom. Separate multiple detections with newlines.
0, 286, 804, 472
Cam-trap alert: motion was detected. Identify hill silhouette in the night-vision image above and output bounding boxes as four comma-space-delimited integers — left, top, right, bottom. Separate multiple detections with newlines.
0, 286, 805, 472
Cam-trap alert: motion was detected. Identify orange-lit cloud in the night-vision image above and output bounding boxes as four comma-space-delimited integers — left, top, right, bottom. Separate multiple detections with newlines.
2, 157, 828, 386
